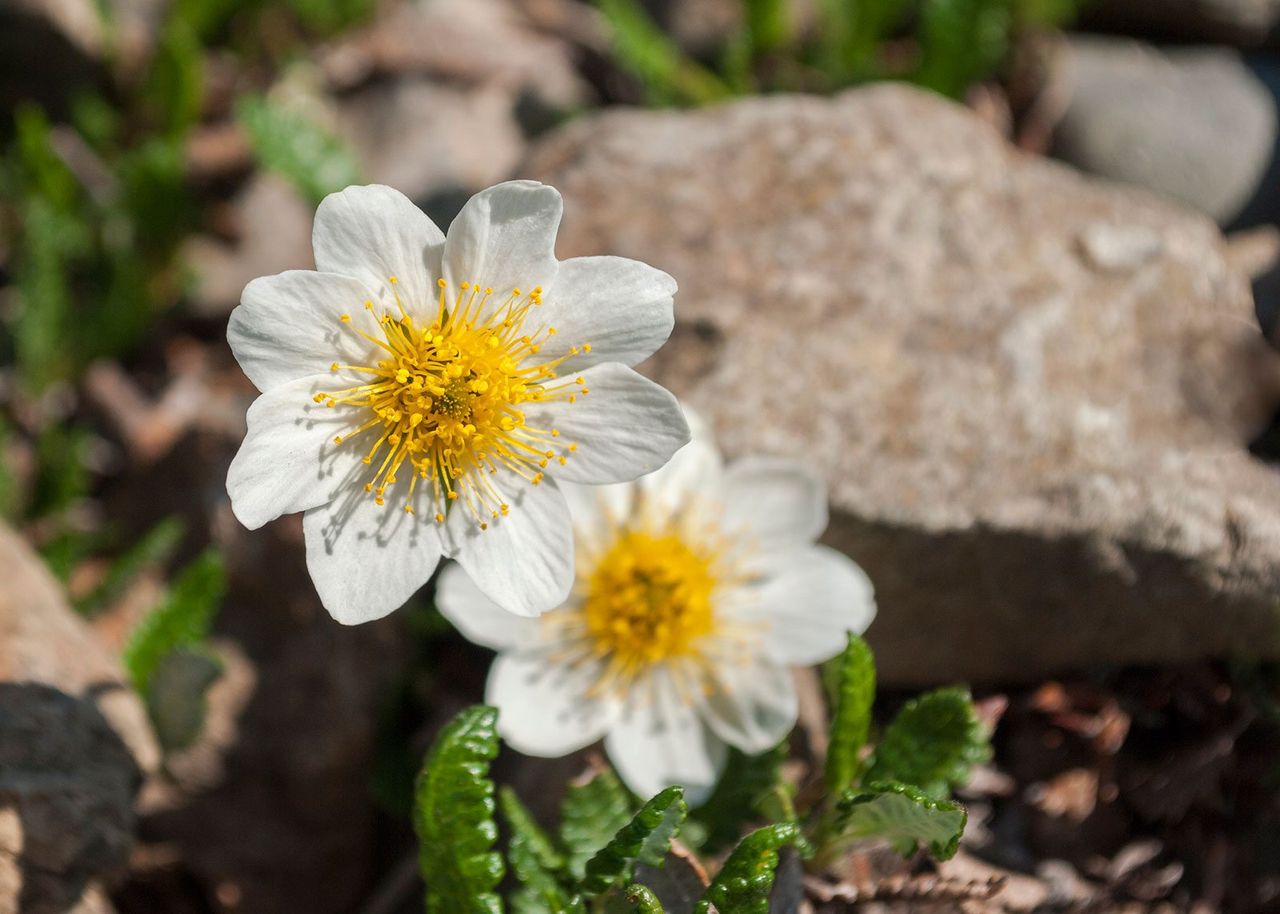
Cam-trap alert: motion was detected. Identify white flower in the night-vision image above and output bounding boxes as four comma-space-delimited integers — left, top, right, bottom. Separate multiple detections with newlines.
436, 414, 877, 803
226, 182, 690, 623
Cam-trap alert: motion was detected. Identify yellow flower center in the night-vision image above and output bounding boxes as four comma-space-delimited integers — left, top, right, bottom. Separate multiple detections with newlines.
316, 277, 590, 527
579, 525, 721, 688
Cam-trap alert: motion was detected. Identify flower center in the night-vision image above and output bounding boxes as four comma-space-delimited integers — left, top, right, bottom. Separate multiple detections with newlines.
581, 528, 720, 681
316, 278, 589, 527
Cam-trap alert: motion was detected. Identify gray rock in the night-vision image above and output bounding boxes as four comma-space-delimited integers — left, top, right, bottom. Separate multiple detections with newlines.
334, 79, 525, 205
0, 519, 156, 914
0, 523, 159, 774
0, 685, 139, 914
1053, 37, 1277, 226
525, 84, 1280, 685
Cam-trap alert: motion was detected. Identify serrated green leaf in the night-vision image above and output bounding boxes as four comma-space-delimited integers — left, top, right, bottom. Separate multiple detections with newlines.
603, 884, 665, 914
693, 822, 799, 914
236, 93, 361, 204
560, 770, 634, 881
833, 781, 967, 860
580, 786, 687, 895
825, 634, 876, 795
688, 743, 786, 850
866, 687, 989, 799
414, 705, 504, 914
501, 787, 579, 914
123, 549, 225, 695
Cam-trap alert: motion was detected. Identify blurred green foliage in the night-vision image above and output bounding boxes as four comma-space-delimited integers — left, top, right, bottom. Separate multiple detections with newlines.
0, 0, 367, 590
595, 0, 1087, 106
123, 548, 227, 752
237, 92, 362, 205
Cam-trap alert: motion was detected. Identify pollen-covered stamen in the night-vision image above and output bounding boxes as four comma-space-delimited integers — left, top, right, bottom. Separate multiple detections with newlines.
317, 278, 586, 525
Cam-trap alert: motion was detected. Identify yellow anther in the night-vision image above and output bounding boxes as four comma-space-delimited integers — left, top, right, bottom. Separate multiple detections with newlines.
330, 362, 339, 372
438, 278, 447, 288
388, 276, 398, 284
435, 513, 445, 523
340, 314, 351, 323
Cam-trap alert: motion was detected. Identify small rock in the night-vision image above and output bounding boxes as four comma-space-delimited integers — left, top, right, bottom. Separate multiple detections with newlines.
184, 174, 314, 317
0, 522, 155, 913
1053, 37, 1277, 225
0, 523, 159, 773
0, 685, 139, 914
526, 84, 1280, 685
319, 0, 589, 110
334, 80, 525, 205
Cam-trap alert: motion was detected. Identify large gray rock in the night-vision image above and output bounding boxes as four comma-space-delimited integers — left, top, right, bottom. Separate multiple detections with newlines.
526, 84, 1280, 686
1053, 38, 1277, 226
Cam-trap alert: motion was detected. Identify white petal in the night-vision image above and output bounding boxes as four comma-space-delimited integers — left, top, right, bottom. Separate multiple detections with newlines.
558, 480, 635, 546
445, 469, 574, 618
531, 363, 691, 486
229, 271, 386, 392
312, 184, 444, 321
605, 671, 728, 805
720, 458, 827, 549
225, 374, 364, 530
443, 181, 562, 320
302, 476, 443, 625
488, 651, 615, 756
436, 562, 541, 651
697, 659, 798, 755
736, 546, 877, 667
539, 256, 675, 372
638, 412, 723, 516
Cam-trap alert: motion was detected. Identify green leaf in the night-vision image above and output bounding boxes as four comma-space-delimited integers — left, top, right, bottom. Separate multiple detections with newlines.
560, 769, 634, 881
914, 0, 1013, 98
501, 787, 580, 914
123, 549, 225, 695
693, 822, 799, 914
76, 516, 185, 617
743, 0, 790, 55
145, 647, 223, 752
688, 743, 786, 850
414, 705, 504, 914
603, 885, 665, 914
236, 93, 362, 204
825, 634, 876, 794
866, 687, 989, 799
595, 0, 731, 106
833, 781, 967, 860
580, 786, 687, 895
817, 0, 912, 85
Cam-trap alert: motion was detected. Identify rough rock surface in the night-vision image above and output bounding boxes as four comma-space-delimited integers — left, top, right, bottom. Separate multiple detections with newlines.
0, 523, 153, 913
526, 84, 1280, 685
1053, 38, 1277, 226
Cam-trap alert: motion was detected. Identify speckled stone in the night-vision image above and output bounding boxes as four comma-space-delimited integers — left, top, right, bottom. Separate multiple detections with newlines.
526, 84, 1280, 685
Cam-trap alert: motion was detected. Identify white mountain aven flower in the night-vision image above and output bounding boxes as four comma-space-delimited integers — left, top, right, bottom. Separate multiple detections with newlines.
437, 416, 877, 803
225, 182, 690, 623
